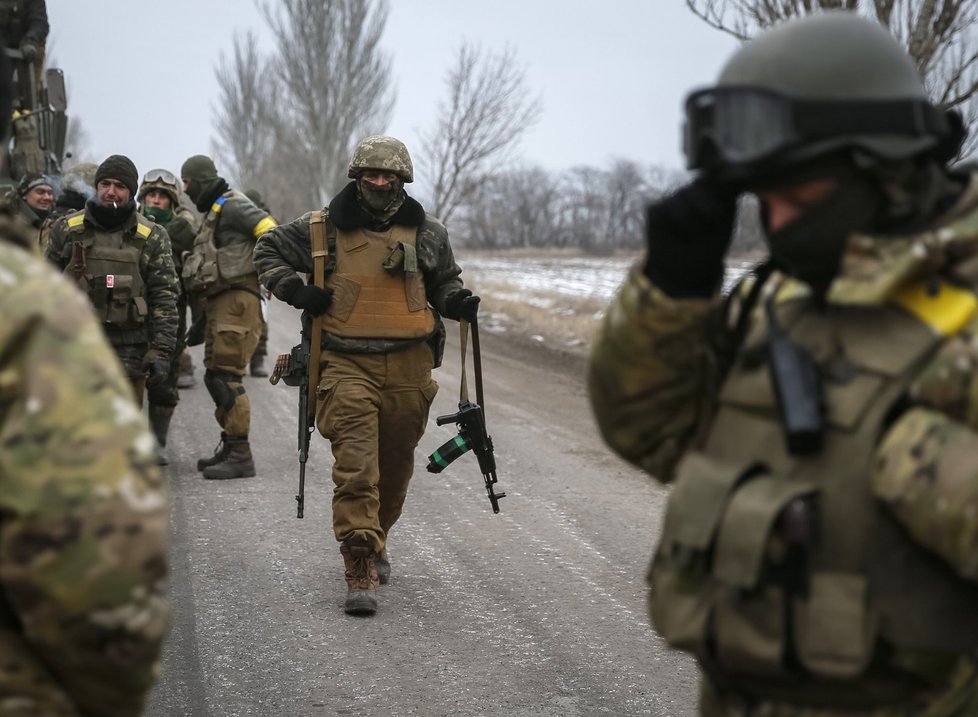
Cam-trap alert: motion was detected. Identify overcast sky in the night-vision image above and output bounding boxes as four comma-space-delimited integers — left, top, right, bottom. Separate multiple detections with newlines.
48, 1, 738, 193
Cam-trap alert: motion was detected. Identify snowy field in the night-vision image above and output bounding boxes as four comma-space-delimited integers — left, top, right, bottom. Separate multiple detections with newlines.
457, 252, 755, 354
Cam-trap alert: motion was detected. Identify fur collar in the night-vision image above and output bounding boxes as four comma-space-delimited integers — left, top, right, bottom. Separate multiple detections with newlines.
329, 181, 425, 231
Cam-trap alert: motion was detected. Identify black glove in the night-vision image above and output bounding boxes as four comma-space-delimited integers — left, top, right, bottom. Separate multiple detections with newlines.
143, 349, 170, 389
19, 42, 37, 62
286, 284, 334, 316
643, 178, 739, 298
186, 314, 207, 347
444, 289, 481, 322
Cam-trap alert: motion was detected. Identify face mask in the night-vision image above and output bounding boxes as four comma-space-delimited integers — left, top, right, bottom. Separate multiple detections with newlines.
143, 206, 173, 223
89, 198, 136, 229
185, 178, 203, 204
357, 177, 404, 222
762, 169, 882, 296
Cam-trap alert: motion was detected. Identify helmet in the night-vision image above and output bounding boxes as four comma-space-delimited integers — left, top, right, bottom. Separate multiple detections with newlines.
347, 135, 414, 183
181, 154, 219, 182
138, 168, 181, 205
683, 12, 961, 180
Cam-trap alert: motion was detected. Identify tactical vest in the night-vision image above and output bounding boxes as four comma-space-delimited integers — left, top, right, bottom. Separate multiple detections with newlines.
649, 277, 978, 709
321, 224, 436, 340
64, 211, 152, 335
182, 192, 259, 295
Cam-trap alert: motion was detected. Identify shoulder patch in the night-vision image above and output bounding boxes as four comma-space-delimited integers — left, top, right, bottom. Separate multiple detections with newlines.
66, 212, 85, 231
890, 280, 978, 336
211, 195, 227, 214
135, 221, 153, 238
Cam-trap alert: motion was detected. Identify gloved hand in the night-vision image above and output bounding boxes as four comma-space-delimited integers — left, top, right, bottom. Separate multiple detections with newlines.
143, 349, 170, 389
285, 284, 334, 316
186, 314, 207, 347
444, 288, 481, 322
643, 178, 740, 298
19, 42, 37, 62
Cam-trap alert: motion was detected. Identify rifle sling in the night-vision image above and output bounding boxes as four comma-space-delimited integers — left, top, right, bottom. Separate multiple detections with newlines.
307, 210, 329, 422
457, 317, 487, 420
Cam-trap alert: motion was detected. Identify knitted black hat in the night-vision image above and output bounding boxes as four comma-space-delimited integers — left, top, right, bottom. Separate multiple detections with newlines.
94, 154, 139, 196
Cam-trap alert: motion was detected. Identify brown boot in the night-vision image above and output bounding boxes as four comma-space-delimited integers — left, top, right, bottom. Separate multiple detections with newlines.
196, 432, 229, 471
340, 537, 379, 615
375, 547, 391, 585
202, 436, 256, 479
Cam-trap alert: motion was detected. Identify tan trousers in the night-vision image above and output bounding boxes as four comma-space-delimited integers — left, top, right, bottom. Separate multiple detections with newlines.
315, 342, 438, 552
203, 289, 262, 435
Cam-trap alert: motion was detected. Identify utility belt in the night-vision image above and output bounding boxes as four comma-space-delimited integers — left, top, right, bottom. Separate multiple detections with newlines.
103, 326, 150, 346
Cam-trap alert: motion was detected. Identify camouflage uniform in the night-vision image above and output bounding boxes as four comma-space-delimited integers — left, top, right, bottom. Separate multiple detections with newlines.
45, 203, 180, 403
244, 188, 273, 377
589, 12, 978, 716
0, 210, 169, 716
255, 135, 470, 615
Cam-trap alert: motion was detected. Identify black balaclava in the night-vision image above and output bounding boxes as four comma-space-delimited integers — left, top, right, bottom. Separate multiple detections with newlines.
355, 174, 405, 227
754, 157, 884, 296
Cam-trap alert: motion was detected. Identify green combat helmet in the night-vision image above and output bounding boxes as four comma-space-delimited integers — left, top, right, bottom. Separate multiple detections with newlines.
347, 135, 414, 183
138, 168, 181, 205
683, 11, 964, 181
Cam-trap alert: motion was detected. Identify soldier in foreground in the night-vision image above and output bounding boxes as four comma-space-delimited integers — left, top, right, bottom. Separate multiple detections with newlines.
138, 167, 200, 464
46, 154, 180, 406
255, 135, 479, 616
589, 12, 978, 716
0, 54, 169, 716
181, 154, 277, 479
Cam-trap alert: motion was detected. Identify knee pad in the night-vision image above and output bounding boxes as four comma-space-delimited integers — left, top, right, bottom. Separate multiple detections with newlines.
204, 369, 245, 412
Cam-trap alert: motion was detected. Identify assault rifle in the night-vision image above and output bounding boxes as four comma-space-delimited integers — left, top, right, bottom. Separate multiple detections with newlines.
268, 210, 329, 518
270, 331, 315, 518
425, 314, 506, 513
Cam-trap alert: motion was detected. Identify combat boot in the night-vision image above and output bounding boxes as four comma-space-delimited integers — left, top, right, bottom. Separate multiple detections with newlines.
202, 436, 256, 479
340, 537, 379, 615
249, 354, 269, 378
177, 351, 196, 389
196, 432, 229, 471
148, 405, 173, 466
376, 547, 391, 585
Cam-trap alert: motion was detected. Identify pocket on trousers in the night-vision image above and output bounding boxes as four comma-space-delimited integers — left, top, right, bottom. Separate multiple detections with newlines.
315, 376, 341, 440
213, 322, 249, 366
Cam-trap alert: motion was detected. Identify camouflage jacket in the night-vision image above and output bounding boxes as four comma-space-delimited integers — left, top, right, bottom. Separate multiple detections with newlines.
589, 176, 978, 712
0, 215, 169, 716
253, 184, 464, 356
45, 204, 180, 353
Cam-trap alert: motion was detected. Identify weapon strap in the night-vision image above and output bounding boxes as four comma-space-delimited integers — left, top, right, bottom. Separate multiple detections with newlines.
457, 317, 487, 416
307, 210, 329, 421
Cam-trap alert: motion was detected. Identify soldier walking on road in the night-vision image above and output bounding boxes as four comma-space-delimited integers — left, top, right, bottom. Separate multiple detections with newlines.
181, 154, 278, 479
255, 135, 480, 616
46, 154, 180, 407
0, 52, 169, 717
244, 187, 274, 378
138, 167, 200, 464
589, 12, 978, 716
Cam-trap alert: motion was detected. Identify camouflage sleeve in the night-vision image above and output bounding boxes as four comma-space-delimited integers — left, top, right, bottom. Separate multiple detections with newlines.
44, 216, 70, 269
0, 242, 168, 717
418, 214, 464, 313
870, 321, 978, 584
587, 265, 726, 482
142, 226, 179, 353
254, 211, 314, 300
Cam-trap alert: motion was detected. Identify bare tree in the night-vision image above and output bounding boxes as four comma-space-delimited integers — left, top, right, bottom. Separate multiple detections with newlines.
212, 31, 278, 196
421, 43, 542, 225
686, 1, 978, 152
261, 0, 394, 206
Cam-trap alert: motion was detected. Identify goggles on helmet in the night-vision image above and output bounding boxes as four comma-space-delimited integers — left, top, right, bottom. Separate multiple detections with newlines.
683, 86, 950, 174
142, 168, 178, 185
